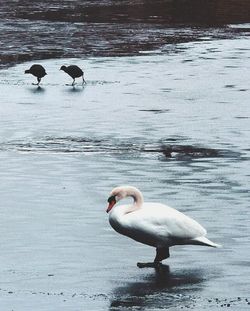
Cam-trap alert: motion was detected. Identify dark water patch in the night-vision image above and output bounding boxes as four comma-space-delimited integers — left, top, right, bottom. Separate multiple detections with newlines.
224, 84, 236, 88
182, 59, 194, 63
139, 109, 170, 114
4, 0, 250, 25
0, 136, 242, 162
235, 47, 250, 51
161, 88, 173, 92
238, 88, 248, 92
198, 56, 217, 60
224, 65, 239, 68
186, 98, 196, 101
223, 56, 240, 60
161, 144, 241, 160
1, 1, 250, 68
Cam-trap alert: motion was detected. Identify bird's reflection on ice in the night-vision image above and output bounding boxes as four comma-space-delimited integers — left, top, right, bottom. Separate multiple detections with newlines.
109, 266, 206, 310
66, 85, 85, 93
27, 85, 46, 94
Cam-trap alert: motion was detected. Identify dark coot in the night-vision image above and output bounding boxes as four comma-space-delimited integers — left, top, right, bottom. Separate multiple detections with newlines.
60, 65, 86, 85
25, 64, 47, 85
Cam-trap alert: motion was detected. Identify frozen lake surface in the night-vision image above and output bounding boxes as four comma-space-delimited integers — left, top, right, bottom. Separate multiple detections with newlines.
0, 37, 250, 310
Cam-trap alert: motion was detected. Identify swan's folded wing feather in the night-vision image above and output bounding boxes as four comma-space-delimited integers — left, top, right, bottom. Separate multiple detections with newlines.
124, 203, 206, 241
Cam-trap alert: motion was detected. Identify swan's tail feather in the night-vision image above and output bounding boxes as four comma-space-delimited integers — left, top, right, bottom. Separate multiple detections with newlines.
191, 236, 222, 248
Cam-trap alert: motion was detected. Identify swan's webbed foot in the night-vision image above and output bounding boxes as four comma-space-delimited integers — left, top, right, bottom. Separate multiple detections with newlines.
137, 262, 163, 268
137, 247, 170, 268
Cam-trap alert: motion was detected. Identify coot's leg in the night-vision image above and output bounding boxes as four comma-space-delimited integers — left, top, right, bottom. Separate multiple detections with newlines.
33, 77, 41, 85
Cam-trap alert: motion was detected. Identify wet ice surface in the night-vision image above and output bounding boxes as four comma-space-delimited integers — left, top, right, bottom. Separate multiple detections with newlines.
0, 37, 250, 310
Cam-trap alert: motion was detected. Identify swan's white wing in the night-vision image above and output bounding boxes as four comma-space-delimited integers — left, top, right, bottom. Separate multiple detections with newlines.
123, 203, 206, 246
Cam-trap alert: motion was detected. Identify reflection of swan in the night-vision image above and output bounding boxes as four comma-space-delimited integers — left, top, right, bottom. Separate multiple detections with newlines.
110, 266, 205, 310
107, 186, 220, 267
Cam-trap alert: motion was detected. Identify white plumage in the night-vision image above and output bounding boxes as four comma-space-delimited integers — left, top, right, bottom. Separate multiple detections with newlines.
106, 186, 220, 266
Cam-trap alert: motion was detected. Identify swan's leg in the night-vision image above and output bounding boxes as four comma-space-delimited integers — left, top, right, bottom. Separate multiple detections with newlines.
154, 247, 170, 263
137, 248, 169, 268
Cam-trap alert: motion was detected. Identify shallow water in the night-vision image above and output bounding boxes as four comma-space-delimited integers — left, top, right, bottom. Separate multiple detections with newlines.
0, 33, 250, 310
1, 0, 250, 68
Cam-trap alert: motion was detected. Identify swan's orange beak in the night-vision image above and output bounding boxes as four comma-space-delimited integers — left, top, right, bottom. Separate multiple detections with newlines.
106, 201, 116, 213
106, 195, 116, 213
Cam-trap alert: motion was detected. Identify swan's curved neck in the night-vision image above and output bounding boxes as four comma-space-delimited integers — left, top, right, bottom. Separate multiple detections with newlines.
109, 187, 144, 230
109, 186, 144, 222
124, 186, 144, 211
131, 192, 143, 208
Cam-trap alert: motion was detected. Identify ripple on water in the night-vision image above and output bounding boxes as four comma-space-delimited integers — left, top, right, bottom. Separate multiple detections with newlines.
0, 136, 242, 162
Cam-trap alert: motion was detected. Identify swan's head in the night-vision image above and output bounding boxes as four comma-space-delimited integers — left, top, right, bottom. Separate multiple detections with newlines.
106, 186, 127, 213
106, 186, 143, 213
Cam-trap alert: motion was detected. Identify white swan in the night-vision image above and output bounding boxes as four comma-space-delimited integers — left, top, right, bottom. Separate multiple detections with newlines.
106, 186, 220, 267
